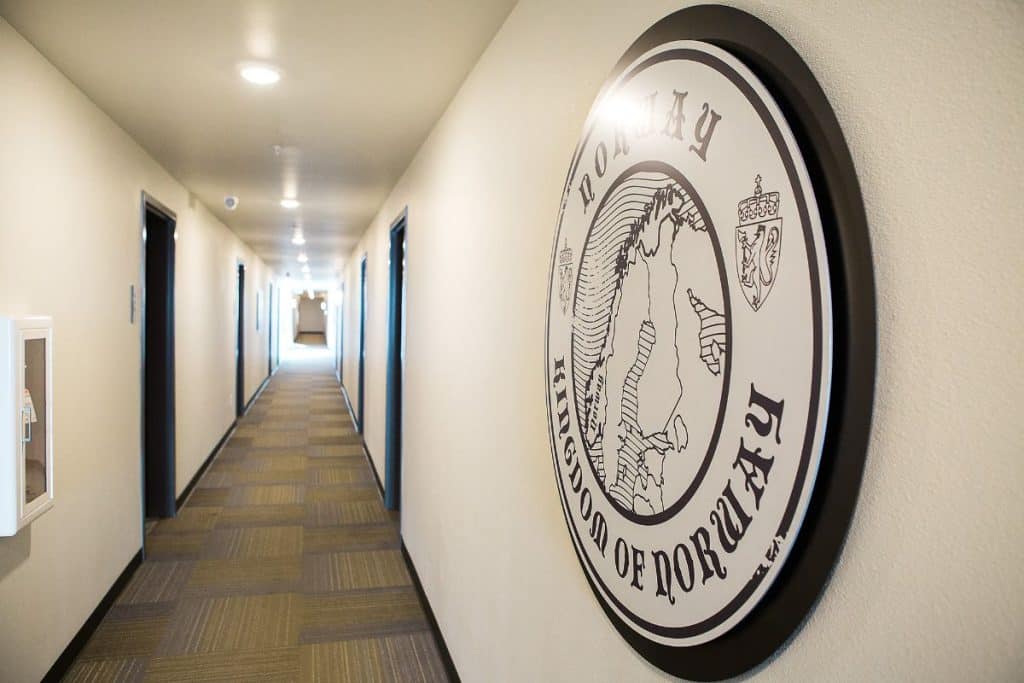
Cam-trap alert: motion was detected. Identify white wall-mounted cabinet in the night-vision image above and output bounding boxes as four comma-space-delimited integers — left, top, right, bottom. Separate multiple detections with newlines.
0, 316, 54, 535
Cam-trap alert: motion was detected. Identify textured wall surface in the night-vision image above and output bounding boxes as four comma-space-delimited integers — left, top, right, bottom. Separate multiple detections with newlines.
298, 296, 327, 334
0, 19, 273, 682
342, 0, 1023, 679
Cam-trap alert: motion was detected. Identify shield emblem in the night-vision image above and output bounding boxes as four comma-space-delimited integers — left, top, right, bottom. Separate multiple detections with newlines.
559, 262, 573, 313
735, 176, 782, 311
735, 217, 782, 311
558, 239, 574, 314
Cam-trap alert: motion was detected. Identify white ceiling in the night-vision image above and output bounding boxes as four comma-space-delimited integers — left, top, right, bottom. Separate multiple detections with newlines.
0, 0, 516, 279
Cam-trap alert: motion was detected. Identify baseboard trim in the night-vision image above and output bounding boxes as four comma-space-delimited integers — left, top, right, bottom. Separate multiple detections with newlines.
339, 381, 362, 433
173, 370, 276, 510
176, 418, 236, 511
42, 549, 143, 683
401, 541, 461, 683
244, 372, 273, 414
175, 371, 272, 511
364, 443, 384, 497
340, 382, 385, 497
337, 380, 453, 677
340, 381, 355, 419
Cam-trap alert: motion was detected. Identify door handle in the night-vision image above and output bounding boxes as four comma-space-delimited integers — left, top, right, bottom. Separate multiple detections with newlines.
22, 407, 32, 444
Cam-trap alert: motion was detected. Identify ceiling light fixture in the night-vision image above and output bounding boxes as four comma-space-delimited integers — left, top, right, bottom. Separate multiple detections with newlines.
240, 64, 281, 85
291, 228, 306, 246
297, 253, 308, 263
301, 264, 310, 274
280, 198, 300, 209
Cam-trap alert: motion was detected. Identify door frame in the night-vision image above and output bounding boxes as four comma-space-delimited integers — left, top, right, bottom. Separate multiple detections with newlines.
335, 286, 344, 384
384, 210, 407, 510
235, 260, 246, 417
267, 281, 274, 376
139, 191, 177, 539
357, 255, 367, 433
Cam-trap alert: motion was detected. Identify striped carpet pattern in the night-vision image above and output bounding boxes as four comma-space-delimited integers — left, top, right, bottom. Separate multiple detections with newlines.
64, 343, 448, 682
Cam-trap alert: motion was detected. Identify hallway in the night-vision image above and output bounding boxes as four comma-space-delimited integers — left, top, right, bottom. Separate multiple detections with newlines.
64, 344, 447, 682
0, 2, 1021, 681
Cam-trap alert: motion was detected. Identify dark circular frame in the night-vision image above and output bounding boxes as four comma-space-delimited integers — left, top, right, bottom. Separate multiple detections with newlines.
570, 6, 877, 680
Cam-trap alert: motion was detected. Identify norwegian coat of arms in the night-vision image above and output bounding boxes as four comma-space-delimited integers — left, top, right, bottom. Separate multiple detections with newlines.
558, 239, 574, 314
735, 175, 782, 311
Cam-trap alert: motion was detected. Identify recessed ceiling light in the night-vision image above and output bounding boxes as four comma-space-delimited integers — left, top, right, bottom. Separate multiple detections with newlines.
297, 253, 308, 263
240, 64, 281, 85
291, 228, 306, 246
280, 198, 300, 209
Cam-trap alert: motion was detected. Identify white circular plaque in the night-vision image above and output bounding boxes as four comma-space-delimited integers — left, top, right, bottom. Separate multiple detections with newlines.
545, 41, 833, 647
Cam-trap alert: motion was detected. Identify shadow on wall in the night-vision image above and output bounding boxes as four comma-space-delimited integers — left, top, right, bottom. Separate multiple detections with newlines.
0, 527, 31, 581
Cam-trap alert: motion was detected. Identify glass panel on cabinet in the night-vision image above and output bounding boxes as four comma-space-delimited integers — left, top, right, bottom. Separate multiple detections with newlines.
23, 338, 46, 505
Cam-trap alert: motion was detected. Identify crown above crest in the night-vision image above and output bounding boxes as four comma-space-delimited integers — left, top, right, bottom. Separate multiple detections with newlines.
559, 238, 573, 265
738, 175, 780, 223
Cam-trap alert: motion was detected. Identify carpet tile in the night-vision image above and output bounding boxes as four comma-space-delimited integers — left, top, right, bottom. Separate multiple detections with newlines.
62, 657, 146, 683
303, 524, 400, 554
143, 532, 207, 561
202, 526, 304, 560
115, 561, 194, 605
183, 557, 303, 598
78, 603, 174, 660
300, 587, 428, 643
304, 550, 411, 593
216, 503, 308, 528
300, 632, 446, 683
306, 500, 392, 526
145, 647, 300, 682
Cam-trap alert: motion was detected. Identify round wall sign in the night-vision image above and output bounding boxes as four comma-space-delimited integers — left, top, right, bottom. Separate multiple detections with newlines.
544, 7, 875, 680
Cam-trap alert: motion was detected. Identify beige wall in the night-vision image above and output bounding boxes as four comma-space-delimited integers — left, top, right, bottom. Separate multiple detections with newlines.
298, 295, 327, 334
342, 0, 1023, 680
175, 218, 274, 496
0, 19, 273, 682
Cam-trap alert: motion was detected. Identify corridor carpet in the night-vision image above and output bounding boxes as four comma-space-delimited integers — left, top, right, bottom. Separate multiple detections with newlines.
63, 346, 448, 682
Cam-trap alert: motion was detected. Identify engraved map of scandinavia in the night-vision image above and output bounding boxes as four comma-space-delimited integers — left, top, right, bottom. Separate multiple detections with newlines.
571, 169, 728, 519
